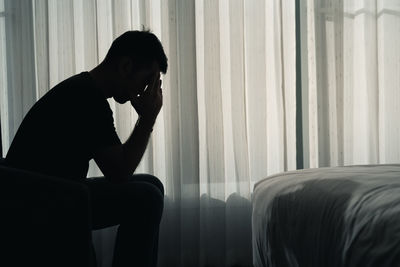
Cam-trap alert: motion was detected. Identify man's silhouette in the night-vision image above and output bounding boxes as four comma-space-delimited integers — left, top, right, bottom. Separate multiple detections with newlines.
5, 30, 167, 267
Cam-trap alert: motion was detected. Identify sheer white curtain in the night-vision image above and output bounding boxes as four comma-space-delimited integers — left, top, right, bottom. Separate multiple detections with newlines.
0, 0, 296, 266
301, 0, 400, 168
4, 0, 399, 266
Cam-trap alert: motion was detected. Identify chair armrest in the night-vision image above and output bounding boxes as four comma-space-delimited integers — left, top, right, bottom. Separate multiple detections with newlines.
0, 165, 92, 267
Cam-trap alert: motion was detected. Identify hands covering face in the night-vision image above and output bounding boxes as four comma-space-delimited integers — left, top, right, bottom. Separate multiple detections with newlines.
130, 72, 162, 124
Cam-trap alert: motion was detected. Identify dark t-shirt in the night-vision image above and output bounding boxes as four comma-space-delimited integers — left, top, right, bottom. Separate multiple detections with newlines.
5, 72, 121, 181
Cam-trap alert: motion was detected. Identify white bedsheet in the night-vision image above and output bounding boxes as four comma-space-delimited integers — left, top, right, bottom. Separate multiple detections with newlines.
252, 164, 400, 267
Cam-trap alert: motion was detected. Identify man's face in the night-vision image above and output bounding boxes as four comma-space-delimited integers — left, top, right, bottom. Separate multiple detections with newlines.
114, 60, 160, 104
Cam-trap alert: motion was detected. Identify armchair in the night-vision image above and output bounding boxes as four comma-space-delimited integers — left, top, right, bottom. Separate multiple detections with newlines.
0, 158, 95, 267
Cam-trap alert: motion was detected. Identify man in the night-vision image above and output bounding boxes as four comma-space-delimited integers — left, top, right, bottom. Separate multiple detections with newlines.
5, 30, 167, 267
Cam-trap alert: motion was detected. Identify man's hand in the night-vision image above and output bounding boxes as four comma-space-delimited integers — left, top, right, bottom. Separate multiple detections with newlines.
94, 73, 163, 182
130, 72, 162, 125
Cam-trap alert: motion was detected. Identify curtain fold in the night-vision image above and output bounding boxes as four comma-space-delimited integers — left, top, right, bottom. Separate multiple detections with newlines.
0, 0, 36, 153
0, 0, 6, 157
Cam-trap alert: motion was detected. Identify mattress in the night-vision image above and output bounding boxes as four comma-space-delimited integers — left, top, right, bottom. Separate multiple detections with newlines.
252, 164, 400, 267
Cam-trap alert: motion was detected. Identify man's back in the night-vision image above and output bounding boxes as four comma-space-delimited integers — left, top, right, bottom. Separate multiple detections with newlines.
5, 72, 120, 181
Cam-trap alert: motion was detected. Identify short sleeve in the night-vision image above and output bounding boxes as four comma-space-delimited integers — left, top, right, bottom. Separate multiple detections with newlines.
85, 95, 121, 155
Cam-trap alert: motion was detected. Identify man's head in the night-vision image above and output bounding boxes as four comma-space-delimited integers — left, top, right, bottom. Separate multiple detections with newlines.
102, 30, 168, 104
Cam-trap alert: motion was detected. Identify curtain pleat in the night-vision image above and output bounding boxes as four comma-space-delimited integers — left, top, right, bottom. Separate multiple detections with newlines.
377, 0, 400, 163
0, 0, 9, 154
245, 0, 269, 184
1, 0, 36, 155
229, 0, 250, 196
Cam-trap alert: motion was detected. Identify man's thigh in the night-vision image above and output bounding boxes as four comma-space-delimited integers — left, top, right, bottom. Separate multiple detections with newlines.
84, 174, 164, 230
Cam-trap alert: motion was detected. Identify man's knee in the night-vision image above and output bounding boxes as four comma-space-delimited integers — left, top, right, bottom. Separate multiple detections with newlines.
129, 174, 164, 196
142, 182, 164, 223
124, 178, 164, 223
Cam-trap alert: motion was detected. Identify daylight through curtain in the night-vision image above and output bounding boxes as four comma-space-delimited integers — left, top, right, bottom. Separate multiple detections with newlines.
301, 0, 400, 168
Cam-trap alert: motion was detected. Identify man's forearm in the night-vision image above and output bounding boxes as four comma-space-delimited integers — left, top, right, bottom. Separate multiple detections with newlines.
122, 117, 155, 175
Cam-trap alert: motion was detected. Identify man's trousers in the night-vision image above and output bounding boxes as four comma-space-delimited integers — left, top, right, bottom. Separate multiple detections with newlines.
84, 174, 164, 267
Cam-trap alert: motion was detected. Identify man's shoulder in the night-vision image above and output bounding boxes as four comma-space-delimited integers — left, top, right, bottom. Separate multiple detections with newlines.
51, 72, 91, 94
39, 72, 98, 106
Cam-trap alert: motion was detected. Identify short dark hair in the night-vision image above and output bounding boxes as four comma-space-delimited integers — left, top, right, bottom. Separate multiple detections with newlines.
104, 30, 168, 74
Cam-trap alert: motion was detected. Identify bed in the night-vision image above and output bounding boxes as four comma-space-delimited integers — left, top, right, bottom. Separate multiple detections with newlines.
252, 164, 400, 267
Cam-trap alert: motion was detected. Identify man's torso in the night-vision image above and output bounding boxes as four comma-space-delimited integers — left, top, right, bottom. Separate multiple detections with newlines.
5, 72, 121, 181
